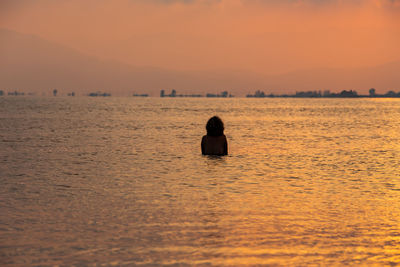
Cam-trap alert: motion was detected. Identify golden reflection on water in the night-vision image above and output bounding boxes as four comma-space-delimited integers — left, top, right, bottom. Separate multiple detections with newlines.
0, 97, 399, 265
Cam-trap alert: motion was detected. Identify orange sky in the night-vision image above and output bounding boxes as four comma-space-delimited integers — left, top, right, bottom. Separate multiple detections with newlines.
1, 0, 400, 75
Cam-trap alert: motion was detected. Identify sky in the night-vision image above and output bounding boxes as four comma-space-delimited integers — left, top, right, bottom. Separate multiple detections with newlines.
1, 0, 400, 76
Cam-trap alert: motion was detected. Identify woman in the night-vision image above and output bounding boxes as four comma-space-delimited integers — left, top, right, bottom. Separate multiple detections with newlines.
201, 116, 228, 156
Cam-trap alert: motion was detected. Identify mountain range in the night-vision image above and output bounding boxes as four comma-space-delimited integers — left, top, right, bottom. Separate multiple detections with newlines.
1, 28, 399, 96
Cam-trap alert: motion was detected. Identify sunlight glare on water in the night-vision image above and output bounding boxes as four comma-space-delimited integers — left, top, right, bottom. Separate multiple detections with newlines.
0, 97, 399, 266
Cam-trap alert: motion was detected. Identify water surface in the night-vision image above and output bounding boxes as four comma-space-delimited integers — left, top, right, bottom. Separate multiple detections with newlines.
1, 97, 399, 266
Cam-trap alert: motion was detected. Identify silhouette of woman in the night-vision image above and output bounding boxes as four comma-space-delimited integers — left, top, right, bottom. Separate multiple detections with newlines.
201, 116, 228, 155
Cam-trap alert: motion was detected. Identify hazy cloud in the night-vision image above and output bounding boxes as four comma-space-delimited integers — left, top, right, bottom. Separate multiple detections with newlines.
131, 0, 220, 4
239, 0, 400, 8
1, 0, 399, 9
132, 0, 400, 5
1, 0, 399, 77
125, 0, 400, 12
127, 0, 400, 7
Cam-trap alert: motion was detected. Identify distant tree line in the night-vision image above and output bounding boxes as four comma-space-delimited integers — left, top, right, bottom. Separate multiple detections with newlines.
160, 89, 232, 98
246, 88, 400, 98
1, 88, 399, 98
88, 92, 111, 97
133, 93, 149, 97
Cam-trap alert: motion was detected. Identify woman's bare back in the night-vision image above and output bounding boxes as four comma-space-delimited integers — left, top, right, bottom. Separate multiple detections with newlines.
201, 135, 228, 156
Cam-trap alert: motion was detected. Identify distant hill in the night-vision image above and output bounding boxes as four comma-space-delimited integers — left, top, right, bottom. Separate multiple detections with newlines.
0, 28, 265, 96
0, 28, 179, 96
268, 61, 400, 94
1, 28, 399, 96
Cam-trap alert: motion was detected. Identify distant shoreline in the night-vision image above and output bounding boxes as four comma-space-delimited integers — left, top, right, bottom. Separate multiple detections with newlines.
1, 88, 399, 98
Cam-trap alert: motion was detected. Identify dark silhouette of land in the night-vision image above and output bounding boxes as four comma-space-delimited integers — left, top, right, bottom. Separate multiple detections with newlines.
7, 91, 25, 96
88, 92, 111, 97
1, 88, 399, 98
246, 88, 400, 98
133, 93, 149, 97
160, 89, 202, 98
160, 89, 233, 98
206, 91, 234, 98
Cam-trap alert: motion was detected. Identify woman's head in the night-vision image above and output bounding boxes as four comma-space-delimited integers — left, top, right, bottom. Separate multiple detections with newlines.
206, 116, 224, 136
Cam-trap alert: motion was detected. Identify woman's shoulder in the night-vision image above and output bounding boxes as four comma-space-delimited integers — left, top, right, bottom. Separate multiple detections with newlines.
203, 135, 227, 142
203, 134, 226, 138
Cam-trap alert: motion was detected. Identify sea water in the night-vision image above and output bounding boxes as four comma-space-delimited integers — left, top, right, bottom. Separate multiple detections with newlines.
0, 96, 399, 266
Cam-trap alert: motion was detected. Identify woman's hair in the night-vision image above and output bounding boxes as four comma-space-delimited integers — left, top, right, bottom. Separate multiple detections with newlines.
206, 116, 224, 136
